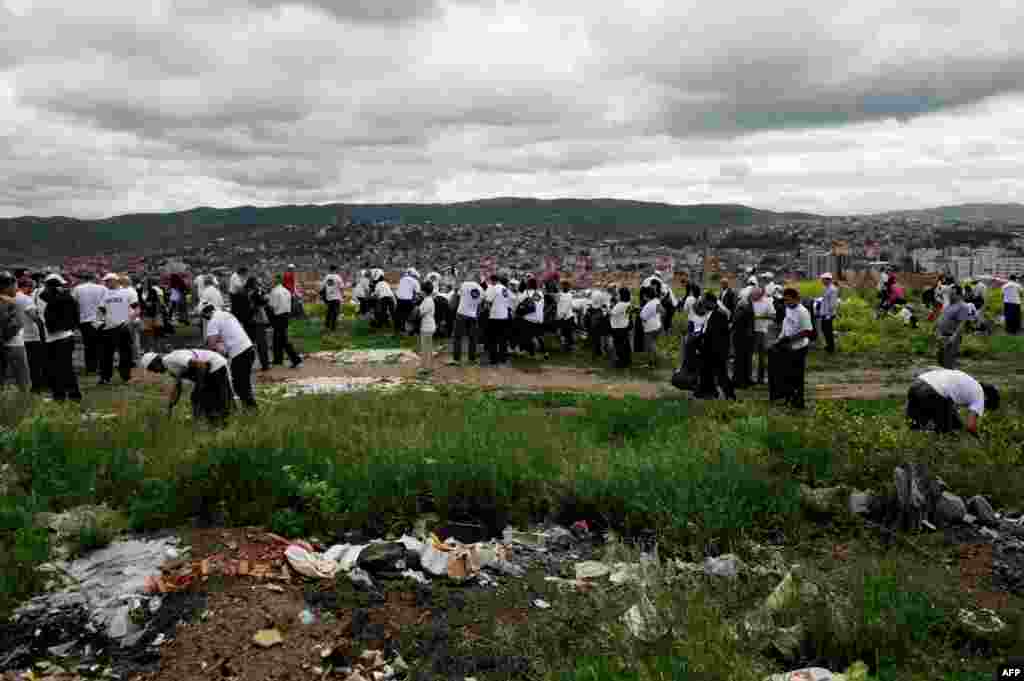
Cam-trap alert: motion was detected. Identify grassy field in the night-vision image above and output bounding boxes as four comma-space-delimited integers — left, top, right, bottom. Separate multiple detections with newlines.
1, 287, 1022, 680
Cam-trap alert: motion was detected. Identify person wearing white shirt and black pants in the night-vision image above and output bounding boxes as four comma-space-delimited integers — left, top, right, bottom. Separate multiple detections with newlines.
770, 288, 814, 409
395, 269, 421, 337
97, 273, 139, 385
1003, 274, 1022, 335
202, 304, 256, 409
72, 272, 106, 374
609, 287, 632, 369
451, 279, 483, 364
907, 369, 999, 435
320, 265, 343, 331
751, 288, 775, 385
142, 349, 233, 424
486, 275, 513, 365
268, 276, 302, 368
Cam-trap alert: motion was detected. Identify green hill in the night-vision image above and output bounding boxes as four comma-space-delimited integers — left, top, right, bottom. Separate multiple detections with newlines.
1, 198, 820, 259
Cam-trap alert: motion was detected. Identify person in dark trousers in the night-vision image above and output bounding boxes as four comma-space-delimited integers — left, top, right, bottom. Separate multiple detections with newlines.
237, 277, 271, 370
320, 265, 343, 331
71, 272, 106, 374
609, 287, 632, 369
267, 275, 303, 368
731, 294, 755, 388
906, 369, 999, 435
695, 292, 736, 399
450, 278, 483, 364
141, 350, 234, 425
202, 304, 257, 409
38, 274, 82, 402
770, 288, 814, 409
485, 275, 512, 365
818, 272, 840, 353
97, 273, 138, 385
1003, 274, 1022, 334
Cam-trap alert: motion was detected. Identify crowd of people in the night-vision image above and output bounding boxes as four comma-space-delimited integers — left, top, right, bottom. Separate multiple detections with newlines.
0, 266, 305, 422
1, 262, 1013, 435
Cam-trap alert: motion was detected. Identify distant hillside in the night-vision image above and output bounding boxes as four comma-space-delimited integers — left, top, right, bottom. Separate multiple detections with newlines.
873, 203, 1024, 224
1, 198, 820, 259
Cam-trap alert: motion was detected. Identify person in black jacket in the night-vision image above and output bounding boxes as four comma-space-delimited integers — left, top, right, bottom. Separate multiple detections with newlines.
731, 296, 756, 388
238, 277, 271, 371
695, 292, 736, 400
39, 274, 82, 402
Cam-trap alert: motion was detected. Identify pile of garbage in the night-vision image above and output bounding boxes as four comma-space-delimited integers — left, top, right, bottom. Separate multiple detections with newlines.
275, 376, 418, 397
306, 350, 420, 365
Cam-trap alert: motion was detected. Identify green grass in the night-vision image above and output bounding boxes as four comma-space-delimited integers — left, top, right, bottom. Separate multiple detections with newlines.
1, 284, 1022, 679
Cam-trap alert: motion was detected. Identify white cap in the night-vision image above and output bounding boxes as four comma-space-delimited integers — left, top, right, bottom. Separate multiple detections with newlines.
44, 273, 67, 285
140, 352, 160, 370
288, 263, 296, 268
102, 273, 119, 281
821, 272, 833, 279
747, 276, 758, 285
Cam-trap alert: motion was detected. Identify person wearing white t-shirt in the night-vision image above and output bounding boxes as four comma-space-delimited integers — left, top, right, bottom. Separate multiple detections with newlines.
72, 273, 107, 374
1003, 274, 1022, 334
353, 270, 373, 317
320, 265, 343, 332
519, 279, 547, 360
395, 268, 421, 337
96, 274, 139, 385
229, 268, 246, 296
372, 275, 395, 329
907, 369, 999, 435
450, 280, 483, 364
739, 276, 757, 303
199, 280, 224, 311
486, 275, 513, 365
639, 287, 663, 369
202, 305, 256, 409
588, 287, 613, 360
141, 349, 233, 423
16, 278, 45, 392
770, 288, 814, 408
557, 281, 575, 351
417, 280, 437, 375
267, 276, 302, 368
609, 287, 632, 368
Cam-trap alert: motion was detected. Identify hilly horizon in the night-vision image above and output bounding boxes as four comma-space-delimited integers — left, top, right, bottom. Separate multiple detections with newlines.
0, 198, 819, 260
3, 197, 1021, 261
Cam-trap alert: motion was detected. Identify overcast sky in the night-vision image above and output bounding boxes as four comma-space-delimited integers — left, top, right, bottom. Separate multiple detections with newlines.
3, 0, 1024, 219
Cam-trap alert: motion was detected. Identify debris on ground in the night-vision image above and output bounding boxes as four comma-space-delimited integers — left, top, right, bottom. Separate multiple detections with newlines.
622, 593, 669, 641
307, 350, 420, 365
276, 376, 418, 396
251, 628, 283, 649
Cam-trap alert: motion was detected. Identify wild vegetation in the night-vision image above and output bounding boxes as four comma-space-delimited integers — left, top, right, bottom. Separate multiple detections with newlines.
0, 284, 1021, 679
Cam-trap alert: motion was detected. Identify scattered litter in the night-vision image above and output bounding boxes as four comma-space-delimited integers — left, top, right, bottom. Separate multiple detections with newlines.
957, 607, 1007, 638
285, 544, 341, 579
348, 567, 375, 590
81, 411, 118, 422
764, 667, 845, 681
309, 349, 420, 365
15, 536, 180, 640
575, 561, 611, 580
622, 593, 668, 641
764, 569, 820, 613
252, 628, 283, 648
703, 554, 743, 580
532, 599, 551, 609
401, 569, 430, 585
278, 376, 413, 396
299, 608, 316, 625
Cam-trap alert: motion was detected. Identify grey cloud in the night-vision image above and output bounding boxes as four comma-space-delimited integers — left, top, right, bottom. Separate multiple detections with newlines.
245, 0, 441, 23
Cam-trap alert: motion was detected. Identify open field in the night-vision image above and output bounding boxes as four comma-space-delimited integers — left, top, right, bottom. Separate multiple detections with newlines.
1, 285, 1022, 681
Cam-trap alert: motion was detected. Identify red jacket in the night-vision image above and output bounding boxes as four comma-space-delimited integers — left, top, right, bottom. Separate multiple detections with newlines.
283, 271, 296, 294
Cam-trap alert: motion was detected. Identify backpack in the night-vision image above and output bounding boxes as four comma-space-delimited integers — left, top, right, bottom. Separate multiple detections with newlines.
0, 300, 21, 343
516, 296, 536, 318
43, 290, 78, 334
